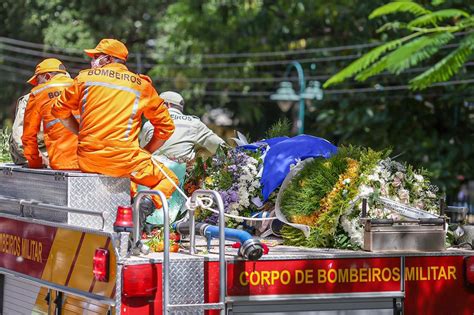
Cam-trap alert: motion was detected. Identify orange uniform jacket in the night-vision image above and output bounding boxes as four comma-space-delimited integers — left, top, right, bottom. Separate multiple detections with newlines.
22, 74, 79, 170
51, 63, 175, 176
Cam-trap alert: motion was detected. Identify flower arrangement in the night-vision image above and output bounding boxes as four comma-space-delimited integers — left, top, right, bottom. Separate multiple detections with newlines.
280, 146, 442, 249
340, 157, 440, 247
186, 147, 263, 228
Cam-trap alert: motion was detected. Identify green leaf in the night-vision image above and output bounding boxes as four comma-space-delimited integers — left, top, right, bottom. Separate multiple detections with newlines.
408, 9, 470, 27
355, 55, 390, 81
409, 32, 474, 89
369, 1, 431, 20
376, 21, 406, 33
386, 32, 454, 74
324, 39, 403, 87
431, 0, 445, 6
356, 33, 454, 80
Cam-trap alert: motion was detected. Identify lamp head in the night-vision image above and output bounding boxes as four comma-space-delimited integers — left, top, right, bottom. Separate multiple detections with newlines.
270, 81, 300, 112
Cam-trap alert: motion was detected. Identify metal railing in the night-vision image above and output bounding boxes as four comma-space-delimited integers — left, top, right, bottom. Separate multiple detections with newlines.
133, 189, 226, 315
0, 196, 106, 229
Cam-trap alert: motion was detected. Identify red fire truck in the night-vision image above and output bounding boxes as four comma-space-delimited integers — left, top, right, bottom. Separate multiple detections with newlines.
0, 166, 473, 315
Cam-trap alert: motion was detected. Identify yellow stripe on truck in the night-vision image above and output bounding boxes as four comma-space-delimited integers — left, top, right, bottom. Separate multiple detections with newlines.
34, 228, 84, 312
33, 228, 115, 313
41, 228, 85, 284
68, 233, 108, 292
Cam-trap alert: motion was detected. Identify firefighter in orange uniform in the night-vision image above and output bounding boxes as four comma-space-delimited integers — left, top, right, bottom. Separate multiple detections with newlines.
22, 58, 79, 170
51, 39, 178, 224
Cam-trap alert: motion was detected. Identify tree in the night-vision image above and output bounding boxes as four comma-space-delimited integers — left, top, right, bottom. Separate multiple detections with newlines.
324, 0, 474, 90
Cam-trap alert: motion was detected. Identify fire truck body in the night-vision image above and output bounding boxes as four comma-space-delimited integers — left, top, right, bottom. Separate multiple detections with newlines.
0, 166, 473, 315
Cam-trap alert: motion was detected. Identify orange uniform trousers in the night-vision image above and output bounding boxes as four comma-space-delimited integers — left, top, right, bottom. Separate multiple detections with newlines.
77, 138, 177, 208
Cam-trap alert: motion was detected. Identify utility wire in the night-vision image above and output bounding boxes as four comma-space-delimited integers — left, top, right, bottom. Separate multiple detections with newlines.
1, 38, 464, 70
2, 31, 469, 60
201, 78, 474, 97
0, 36, 378, 59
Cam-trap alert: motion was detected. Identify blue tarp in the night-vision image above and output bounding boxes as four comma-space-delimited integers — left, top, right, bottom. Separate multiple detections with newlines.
246, 135, 337, 201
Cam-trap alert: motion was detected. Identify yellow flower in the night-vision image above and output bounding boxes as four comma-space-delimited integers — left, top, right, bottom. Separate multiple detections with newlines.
205, 176, 214, 185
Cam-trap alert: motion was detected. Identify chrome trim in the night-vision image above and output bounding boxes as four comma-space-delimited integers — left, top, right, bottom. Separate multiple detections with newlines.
0, 268, 116, 306
226, 291, 405, 303
0, 212, 112, 237
19, 199, 105, 229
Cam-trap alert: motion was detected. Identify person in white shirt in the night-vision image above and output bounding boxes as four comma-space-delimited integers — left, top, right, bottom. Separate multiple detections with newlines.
140, 91, 225, 161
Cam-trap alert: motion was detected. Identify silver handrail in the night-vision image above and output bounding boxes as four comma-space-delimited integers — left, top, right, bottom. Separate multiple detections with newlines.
132, 190, 171, 314
131, 189, 225, 315
0, 196, 106, 229
169, 189, 226, 315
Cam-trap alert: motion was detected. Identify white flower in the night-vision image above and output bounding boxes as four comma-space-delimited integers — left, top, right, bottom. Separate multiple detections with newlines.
381, 170, 391, 181
367, 173, 380, 182
394, 171, 405, 180
392, 176, 402, 188
415, 200, 425, 210
343, 178, 351, 185
340, 216, 363, 247
359, 185, 374, 197
398, 189, 410, 203
426, 191, 436, 199
414, 174, 424, 182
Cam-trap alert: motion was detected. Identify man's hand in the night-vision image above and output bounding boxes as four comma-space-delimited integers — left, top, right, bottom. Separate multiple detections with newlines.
144, 138, 166, 154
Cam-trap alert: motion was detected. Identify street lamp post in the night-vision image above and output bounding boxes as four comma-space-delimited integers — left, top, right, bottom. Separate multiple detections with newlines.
270, 61, 323, 135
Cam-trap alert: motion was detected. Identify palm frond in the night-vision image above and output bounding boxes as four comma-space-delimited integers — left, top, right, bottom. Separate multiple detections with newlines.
408, 9, 470, 27
355, 32, 454, 80
369, 1, 431, 20
355, 56, 389, 81
386, 32, 454, 74
324, 39, 403, 87
409, 32, 474, 89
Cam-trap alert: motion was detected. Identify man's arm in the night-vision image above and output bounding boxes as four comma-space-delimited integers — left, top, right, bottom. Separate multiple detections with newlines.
142, 83, 175, 145
194, 121, 226, 155
144, 138, 166, 154
9, 94, 29, 164
51, 78, 81, 120
21, 95, 43, 168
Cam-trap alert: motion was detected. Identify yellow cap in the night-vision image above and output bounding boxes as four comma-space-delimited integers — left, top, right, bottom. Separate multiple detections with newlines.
84, 39, 128, 61
27, 58, 67, 86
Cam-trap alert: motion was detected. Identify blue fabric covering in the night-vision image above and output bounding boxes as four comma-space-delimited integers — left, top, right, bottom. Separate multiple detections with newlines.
260, 135, 337, 201
239, 136, 289, 152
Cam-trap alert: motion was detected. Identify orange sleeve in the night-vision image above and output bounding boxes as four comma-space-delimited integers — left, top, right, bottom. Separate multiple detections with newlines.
142, 84, 175, 141
52, 78, 81, 119
21, 94, 43, 168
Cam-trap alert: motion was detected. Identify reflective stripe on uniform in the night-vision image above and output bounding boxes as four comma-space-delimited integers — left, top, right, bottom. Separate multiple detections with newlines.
45, 115, 80, 130
80, 87, 90, 129
32, 83, 72, 95
84, 81, 141, 140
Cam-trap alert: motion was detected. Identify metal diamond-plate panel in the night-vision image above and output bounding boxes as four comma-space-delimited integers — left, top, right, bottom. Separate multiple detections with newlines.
68, 176, 130, 231
0, 169, 68, 205
169, 259, 204, 315
0, 167, 68, 222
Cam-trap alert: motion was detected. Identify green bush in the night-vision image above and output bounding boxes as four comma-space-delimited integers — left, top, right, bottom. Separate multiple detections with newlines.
0, 128, 12, 163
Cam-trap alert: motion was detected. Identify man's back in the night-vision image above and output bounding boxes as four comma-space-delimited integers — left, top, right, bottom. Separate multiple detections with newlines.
141, 107, 224, 161
22, 74, 77, 169
9, 94, 48, 165
53, 63, 174, 175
